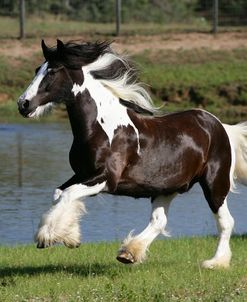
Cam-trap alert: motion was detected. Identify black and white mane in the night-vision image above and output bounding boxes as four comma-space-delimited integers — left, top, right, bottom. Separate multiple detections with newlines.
44, 40, 154, 114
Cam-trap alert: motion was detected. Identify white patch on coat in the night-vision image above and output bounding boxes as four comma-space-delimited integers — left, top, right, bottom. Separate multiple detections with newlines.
72, 69, 140, 153
80, 52, 154, 112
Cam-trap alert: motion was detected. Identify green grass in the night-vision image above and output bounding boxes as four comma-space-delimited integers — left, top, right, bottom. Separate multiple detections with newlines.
135, 48, 247, 88
133, 48, 247, 122
0, 237, 247, 301
0, 16, 212, 39
2, 15, 247, 39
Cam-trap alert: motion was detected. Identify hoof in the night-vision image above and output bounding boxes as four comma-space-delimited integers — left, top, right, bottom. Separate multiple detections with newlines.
201, 256, 231, 269
64, 242, 81, 249
36, 241, 51, 249
116, 249, 135, 264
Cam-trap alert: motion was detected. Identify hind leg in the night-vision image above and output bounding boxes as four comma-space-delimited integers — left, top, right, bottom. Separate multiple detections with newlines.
117, 194, 176, 264
202, 198, 234, 269
200, 159, 234, 269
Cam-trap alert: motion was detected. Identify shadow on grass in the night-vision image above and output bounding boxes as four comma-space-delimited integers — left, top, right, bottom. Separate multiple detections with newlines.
232, 233, 247, 240
0, 262, 125, 280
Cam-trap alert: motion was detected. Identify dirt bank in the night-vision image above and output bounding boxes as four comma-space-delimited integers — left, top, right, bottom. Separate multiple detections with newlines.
0, 32, 247, 58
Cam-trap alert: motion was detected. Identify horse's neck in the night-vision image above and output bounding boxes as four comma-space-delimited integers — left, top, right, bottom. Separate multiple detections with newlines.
72, 69, 119, 110
68, 70, 140, 147
67, 71, 117, 138
66, 93, 97, 140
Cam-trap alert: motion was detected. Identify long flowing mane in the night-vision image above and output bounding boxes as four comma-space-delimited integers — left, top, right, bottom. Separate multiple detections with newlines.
85, 51, 155, 112
58, 41, 156, 112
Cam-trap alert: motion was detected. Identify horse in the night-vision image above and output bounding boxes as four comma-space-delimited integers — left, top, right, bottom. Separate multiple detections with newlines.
17, 39, 247, 269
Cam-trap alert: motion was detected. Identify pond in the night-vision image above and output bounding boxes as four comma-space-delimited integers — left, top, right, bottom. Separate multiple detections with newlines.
0, 123, 246, 245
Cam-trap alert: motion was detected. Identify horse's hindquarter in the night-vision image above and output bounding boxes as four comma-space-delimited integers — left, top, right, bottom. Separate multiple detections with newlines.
116, 109, 225, 197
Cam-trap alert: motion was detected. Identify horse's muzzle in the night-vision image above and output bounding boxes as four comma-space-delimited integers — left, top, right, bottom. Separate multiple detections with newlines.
18, 99, 30, 117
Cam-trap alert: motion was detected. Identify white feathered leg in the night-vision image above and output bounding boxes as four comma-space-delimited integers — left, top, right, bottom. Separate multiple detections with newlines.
117, 194, 176, 264
202, 199, 234, 269
35, 182, 106, 248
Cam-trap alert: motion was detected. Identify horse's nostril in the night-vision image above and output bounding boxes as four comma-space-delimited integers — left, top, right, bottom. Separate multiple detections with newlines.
23, 99, 29, 109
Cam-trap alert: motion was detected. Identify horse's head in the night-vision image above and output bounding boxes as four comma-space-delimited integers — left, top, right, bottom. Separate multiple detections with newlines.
17, 39, 143, 118
17, 39, 83, 118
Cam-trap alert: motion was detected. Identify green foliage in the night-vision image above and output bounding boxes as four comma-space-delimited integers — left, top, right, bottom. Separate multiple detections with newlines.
0, 0, 18, 16
0, 0, 197, 23
121, 0, 197, 23
1, 0, 247, 25
133, 48, 247, 122
196, 0, 247, 25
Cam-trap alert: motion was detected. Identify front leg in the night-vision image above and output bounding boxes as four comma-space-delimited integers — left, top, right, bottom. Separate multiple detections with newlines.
52, 174, 81, 203
35, 177, 106, 249
51, 175, 81, 204
53, 173, 108, 202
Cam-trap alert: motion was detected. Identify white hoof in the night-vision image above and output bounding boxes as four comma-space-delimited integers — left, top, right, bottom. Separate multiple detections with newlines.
202, 255, 231, 269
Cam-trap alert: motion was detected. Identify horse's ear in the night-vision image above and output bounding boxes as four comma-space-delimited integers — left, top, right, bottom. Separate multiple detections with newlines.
41, 39, 50, 61
57, 39, 65, 54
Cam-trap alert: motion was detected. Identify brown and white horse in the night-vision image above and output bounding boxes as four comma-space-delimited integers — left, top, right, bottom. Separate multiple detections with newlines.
17, 40, 247, 268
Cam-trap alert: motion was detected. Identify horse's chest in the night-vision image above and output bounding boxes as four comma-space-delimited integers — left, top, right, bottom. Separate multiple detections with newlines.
73, 74, 140, 152
69, 142, 96, 176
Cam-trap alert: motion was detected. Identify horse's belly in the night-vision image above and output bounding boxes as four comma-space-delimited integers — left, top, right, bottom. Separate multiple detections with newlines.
114, 179, 189, 198
113, 182, 171, 198
117, 151, 204, 197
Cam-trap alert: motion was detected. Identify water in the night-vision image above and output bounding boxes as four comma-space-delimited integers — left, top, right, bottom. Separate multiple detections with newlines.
0, 123, 246, 245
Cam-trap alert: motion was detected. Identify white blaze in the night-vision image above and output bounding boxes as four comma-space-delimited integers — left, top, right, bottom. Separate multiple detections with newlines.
20, 62, 48, 101
18, 62, 53, 118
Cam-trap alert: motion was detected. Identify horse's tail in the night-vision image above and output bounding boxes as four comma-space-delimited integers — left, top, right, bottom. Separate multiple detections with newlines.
223, 122, 247, 189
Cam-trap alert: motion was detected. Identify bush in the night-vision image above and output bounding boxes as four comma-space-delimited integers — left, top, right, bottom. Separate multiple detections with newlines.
0, 0, 197, 23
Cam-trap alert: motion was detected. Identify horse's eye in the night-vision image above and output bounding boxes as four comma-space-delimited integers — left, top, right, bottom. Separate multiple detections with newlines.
47, 69, 55, 76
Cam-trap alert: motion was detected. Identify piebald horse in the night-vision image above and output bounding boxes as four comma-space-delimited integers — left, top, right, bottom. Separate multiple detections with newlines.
18, 40, 247, 268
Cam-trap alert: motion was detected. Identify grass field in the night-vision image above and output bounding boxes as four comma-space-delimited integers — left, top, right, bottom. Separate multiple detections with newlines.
0, 237, 247, 301
2, 15, 247, 39
0, 16, 212, 39
0, 16, 247, 123
0, 17, 246, 123
134, 48, 247, 122
1, 45, 247, 123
